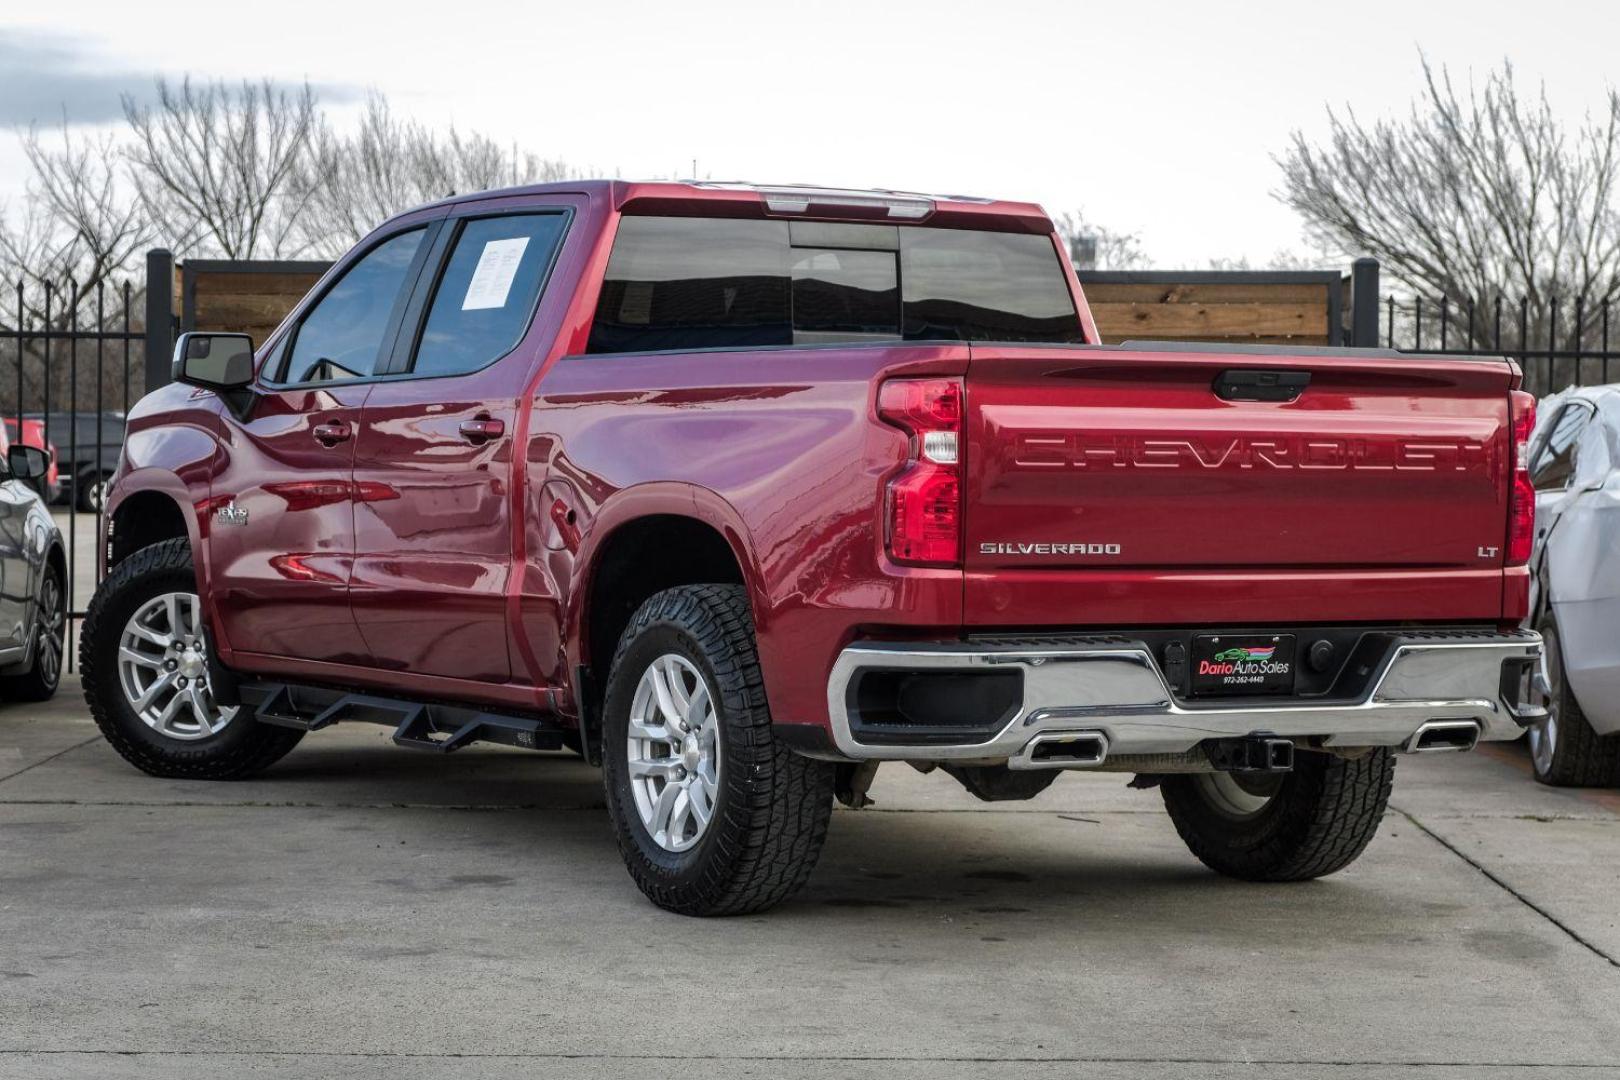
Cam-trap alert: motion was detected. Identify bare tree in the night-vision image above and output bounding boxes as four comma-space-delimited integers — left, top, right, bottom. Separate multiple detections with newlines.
0, 189, 146, 416
123, 77, 319, 259
11, 123, 150, 304
1278, 57, 1620, 349
1052, 210, 1150, 271
293, 94, 579, 255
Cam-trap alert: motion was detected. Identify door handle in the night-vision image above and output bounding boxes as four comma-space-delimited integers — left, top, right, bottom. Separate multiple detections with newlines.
312, 421, 351, 446
459, 418, 506, 444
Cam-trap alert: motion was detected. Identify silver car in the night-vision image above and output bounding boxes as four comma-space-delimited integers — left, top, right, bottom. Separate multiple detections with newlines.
0, 443, 66, 702
1525, 386, 1620, 785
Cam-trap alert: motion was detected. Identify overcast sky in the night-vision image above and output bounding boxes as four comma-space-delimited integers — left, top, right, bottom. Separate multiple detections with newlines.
2, 0, 1616, 267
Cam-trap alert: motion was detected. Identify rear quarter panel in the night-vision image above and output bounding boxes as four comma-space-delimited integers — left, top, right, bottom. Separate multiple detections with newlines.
525, 343, 968, 728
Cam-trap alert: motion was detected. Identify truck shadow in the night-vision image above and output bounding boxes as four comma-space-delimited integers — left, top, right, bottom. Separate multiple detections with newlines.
254, 741, 1426, 947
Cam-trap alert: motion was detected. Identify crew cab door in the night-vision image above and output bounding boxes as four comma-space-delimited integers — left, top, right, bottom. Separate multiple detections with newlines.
349, 204, 573, 683
208, 224, 437, 662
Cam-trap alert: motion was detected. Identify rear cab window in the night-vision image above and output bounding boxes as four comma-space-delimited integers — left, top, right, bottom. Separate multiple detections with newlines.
587, 216, 1080, 355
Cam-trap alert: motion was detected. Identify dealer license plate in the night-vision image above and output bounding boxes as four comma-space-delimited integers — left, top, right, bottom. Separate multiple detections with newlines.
1189, 634, 1296, 696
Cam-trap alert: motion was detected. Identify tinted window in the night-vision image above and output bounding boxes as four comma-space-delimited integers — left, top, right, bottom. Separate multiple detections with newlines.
588, 218, 790, 353
1533, 404, 1593, 490
791, 248, 899, 343
901, 228, 1080, 342
412, 213, 568, 377
283, 228, 427, 384
586, 216, 1081, 354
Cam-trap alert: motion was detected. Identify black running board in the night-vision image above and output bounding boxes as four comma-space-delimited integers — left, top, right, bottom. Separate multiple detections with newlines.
240, 681, 567, 754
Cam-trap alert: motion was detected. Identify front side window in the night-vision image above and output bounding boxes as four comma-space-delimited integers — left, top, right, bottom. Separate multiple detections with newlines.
282, 227, 427, 385
586, 216, 1082, 355
411, 213, 569, 377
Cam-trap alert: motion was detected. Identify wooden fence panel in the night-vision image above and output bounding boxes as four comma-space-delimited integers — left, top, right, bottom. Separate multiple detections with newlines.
1079, 272, 1345, 347
176, 262, 1351, 350
180, 261, 330, 345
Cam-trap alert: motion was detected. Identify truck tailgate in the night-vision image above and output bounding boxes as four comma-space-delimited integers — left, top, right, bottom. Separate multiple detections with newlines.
963, 343, 1518, 625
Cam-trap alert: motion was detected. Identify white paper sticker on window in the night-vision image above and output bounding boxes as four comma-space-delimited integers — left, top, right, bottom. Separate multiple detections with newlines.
461, 237, 530, 310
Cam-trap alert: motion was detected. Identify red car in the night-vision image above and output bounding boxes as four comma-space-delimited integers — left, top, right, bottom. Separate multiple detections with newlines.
83, 181, 1543, 914
2, 418, 59, 503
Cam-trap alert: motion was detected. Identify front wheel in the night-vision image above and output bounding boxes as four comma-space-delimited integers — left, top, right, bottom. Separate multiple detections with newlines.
1527, 613, 1620, 786
81, 538, 303, 779
1161, 749, 1394, 881
601, 584, 834, 916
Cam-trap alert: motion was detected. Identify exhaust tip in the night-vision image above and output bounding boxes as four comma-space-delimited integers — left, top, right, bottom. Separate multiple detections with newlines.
1405, 720, 1482, 754
1011, 731, 1109, 770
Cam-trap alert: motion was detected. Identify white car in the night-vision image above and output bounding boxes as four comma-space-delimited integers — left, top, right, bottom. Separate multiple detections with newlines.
1525, 386, 1620, 785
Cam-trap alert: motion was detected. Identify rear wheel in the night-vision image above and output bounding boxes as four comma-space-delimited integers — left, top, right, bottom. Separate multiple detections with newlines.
601, 584, 834, 916
81, 538, 303, 779
76, 470, 112, 514
1161, 749, 1394, 881
1527, 614, 1620, 786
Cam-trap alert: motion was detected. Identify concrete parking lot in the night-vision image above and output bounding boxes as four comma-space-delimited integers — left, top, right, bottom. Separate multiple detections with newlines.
3, 679, 1620, 1079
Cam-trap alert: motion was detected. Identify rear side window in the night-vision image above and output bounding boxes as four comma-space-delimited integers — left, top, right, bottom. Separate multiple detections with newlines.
586, 216, 1080, 354
411, 213, 568, 377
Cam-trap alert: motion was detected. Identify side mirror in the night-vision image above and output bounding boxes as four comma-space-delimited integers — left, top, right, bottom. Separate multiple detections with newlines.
6, 445, 49, 481
173, 333, 255, 391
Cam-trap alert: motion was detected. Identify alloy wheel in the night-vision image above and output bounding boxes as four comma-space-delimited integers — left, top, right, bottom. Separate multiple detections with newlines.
117, 591, 237, 741
625, 653, 721, 853
33, 571, 64, 689
1528, 623, 1562, 777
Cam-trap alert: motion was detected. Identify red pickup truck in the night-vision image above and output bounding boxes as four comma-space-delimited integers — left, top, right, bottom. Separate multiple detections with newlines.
83, 181, 1545, 915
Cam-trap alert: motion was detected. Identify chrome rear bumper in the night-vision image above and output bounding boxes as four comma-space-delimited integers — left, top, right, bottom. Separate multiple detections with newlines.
825, 631, 1543, 764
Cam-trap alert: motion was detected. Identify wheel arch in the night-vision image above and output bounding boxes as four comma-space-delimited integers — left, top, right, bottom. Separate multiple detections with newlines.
106, 474, 200, 572
568, 485, 761, 756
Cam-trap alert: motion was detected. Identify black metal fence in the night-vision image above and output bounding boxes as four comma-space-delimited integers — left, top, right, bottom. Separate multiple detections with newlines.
1384, 293, 1619, 396
3, 244, 1614, 681
0, 274, 147, 672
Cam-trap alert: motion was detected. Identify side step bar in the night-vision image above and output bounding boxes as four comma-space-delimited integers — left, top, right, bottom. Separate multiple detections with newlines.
242, 682, 568, 754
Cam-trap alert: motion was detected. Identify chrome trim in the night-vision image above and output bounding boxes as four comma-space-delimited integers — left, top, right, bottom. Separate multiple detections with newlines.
1008, 730, 1109, 770
1403, 719, 1482, 754
825, 632, 1542, 764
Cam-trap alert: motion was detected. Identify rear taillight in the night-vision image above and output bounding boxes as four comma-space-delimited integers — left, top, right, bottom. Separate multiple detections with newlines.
1507, 390, 1536, 566
878, 377, 963, 567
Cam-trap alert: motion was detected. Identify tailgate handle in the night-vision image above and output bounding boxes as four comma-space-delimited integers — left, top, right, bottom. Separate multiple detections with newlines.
1213, 369, 1310, 402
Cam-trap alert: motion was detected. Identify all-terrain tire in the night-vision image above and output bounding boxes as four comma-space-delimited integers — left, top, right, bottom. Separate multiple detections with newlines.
601, 584, 835, 916
81, 538, 303, 779
1161, 749, 1395, 881
1530, 613, 1620, 787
